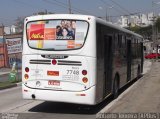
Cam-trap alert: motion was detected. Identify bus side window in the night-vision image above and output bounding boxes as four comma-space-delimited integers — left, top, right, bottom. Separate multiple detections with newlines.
122, 35, 127, 58
114, 34, 118, 50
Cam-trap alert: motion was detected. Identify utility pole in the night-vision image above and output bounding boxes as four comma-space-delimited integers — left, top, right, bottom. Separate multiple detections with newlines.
106, 8, 108, 21
106, 6, 113, 22
68, 0, 72, 14
152, 1, 159, 59
1, 24, 6, 67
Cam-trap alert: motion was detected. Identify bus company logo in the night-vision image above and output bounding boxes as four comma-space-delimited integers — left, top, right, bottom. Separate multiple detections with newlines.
47, 71, 59, 76
30, 33, 44, 40
48, 80, 60, 86
42, 55, 68, 59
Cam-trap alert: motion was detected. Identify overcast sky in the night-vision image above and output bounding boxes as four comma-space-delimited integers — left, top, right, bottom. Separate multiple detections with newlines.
0, 0, 160, 26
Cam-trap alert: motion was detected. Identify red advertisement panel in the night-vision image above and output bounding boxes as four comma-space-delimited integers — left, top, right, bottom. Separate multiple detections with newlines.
30, 24, 45, 40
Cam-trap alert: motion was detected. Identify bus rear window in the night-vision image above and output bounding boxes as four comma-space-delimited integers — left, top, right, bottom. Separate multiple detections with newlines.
26, 20, 89, 50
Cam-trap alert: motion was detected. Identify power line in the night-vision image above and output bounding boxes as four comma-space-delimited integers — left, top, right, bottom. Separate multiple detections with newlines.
109, 0, 131, 15
0, 17, 18, 26
49, 0, 93, 15
43, 0, 83, 14
108, 0, 140, 16
100, 0, 129, 15
13, 0, 45, 10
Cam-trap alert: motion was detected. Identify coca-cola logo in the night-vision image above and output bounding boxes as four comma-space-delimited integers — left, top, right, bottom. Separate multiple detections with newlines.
31, 33, 44, 39
29, 24, 45, 40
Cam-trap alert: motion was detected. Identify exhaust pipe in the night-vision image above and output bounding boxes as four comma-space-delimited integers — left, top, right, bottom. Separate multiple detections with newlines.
31, 94, 36, 99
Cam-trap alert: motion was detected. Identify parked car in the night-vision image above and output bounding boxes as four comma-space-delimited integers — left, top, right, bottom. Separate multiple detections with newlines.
145, 53, 160, 59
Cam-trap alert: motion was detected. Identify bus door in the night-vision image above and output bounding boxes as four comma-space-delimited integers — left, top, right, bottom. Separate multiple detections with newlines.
140, 42, 144, 73
103, 35, 113, 97
127, 39, 131, 82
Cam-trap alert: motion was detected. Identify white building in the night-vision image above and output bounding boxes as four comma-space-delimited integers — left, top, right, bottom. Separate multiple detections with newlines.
4, 25, 17, 34
118, 16, 129, 27
148, 12, 154, 25
130, 15, 141, 27
140, 14, 148, 26
116, 13, 154, 27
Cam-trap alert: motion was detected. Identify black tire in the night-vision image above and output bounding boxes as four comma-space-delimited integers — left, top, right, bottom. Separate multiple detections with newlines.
113, 75, 119, 99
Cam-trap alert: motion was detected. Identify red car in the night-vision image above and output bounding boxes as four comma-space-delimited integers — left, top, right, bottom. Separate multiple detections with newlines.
145, 53, 160, 59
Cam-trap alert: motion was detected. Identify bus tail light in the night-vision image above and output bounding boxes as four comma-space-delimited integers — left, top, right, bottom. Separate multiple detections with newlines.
24, 74, 29, 79
82, 70, 87, 75
25, 67, 29, 72
52, 59, 57, 65
82, 77, 88, 83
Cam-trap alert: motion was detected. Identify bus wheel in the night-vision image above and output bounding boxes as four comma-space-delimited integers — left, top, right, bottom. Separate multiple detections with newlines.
113, 75, 119, 99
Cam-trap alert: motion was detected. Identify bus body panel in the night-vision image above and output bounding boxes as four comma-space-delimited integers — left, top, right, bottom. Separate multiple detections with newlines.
23, 14, 96, 57
22, 14, 143, 105
22, 14, 98, 105
22, 83, 96, 105
22, 54, 96, 92
95, 21, 143, 100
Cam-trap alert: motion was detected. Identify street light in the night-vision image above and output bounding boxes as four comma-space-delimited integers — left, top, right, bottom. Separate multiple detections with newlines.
99, 5, 114, 22
106, 6, 114, 22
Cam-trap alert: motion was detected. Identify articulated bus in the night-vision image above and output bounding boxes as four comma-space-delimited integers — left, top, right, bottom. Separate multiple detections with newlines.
22, 14, 143, 105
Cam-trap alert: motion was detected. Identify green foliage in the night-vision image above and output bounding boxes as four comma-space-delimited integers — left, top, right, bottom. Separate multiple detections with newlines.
127, 25, 152, 39
126, 17, 160, 40
14, 17, 25, 33
155, 17, 160, 32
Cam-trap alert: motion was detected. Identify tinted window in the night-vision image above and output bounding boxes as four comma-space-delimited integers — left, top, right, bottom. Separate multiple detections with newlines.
26, 20, 89, 50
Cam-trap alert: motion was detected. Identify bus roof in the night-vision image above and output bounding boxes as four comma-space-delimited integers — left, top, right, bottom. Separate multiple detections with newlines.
95, 17, 143, 38
26, 14, 143, 39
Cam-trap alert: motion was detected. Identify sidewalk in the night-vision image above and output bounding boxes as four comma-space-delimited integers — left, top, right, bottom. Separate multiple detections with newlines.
101, 60, 160, 113
142, 59, 152, 74
0, 68, 11, 75
0, 67, 22, 83
0, 67, 22, 90
0, 68, 22, 76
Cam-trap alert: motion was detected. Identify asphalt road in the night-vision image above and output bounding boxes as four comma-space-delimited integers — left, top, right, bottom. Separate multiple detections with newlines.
0, 60, 153, 119
0, 86, 114, 119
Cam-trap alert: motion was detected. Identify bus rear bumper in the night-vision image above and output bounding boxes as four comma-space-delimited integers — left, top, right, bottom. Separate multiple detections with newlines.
22, 84, 96, 105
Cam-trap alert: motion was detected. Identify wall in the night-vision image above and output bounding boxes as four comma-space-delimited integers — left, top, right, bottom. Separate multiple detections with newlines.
4, 33, 22, 68
0, 26, 23, 68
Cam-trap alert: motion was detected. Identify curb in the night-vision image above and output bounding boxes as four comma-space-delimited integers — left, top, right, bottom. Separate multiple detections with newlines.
0, 73, 10, 77
0, 71, 22, 77
16, 82, 22, 86
0, 82, 22, 90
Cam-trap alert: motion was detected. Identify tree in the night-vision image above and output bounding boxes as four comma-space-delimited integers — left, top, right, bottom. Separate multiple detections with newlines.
155, 17, 160, 32
126, 25, 152, 40
33, 10, 54, 15
14, 17, 25, 33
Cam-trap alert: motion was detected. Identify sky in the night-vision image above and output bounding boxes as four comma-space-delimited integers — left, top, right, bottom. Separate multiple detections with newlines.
0, 0, 160, 26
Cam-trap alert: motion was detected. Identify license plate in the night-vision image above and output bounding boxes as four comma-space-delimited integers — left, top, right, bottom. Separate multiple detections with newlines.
48, 80, 60, 86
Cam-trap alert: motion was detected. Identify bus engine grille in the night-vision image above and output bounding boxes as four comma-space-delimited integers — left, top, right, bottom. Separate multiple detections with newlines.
30, 60, 51, 65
